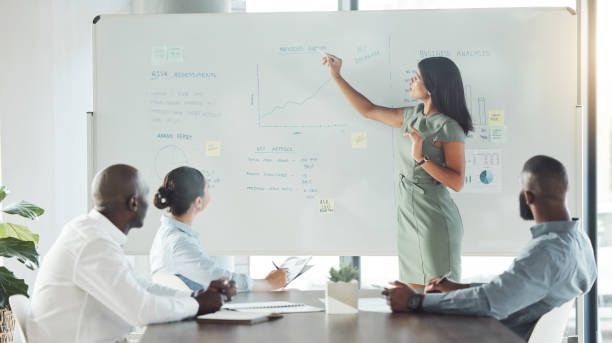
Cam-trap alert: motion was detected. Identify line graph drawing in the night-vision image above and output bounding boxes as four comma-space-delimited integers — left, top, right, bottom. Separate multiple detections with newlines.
256, 64, 347, 129
260, 78, 332, 118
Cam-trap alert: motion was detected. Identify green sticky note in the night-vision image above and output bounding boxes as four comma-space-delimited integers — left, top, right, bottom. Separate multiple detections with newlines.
490, 126, 506, 143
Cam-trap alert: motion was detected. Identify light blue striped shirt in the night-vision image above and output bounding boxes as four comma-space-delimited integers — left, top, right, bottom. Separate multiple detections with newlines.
422, 220, 597, 340
149, 215, 253, 292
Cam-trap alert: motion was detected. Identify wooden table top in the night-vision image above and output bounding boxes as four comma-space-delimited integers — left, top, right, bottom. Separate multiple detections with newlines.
141, 290, 524, 343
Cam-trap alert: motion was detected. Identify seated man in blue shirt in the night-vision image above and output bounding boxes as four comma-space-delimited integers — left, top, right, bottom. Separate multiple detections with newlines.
383, 155, 597, 341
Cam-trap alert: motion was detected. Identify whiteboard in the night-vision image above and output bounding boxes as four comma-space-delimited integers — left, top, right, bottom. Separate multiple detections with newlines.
92, 8, 578, 256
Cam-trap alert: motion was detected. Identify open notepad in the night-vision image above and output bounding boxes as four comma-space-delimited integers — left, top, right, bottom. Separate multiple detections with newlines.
223, 301, 323, 314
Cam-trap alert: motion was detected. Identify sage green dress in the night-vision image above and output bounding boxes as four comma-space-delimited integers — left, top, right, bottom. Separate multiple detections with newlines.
397, 104, 465, 285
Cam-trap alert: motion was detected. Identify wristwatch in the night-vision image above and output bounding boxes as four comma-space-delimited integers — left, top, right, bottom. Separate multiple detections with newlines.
408, 294, 424, 312
416, 155, 430, 166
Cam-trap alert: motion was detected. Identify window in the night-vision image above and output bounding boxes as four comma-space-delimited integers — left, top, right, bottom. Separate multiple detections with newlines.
360, 256, 514, 289
249, 256, 339, 290
597, 1, 612, 341
358, 0, 575, 10
246, 0, 337, 12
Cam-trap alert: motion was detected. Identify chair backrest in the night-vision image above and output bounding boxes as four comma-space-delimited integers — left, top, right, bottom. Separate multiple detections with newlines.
528, 299, 574, 343
9, 295, 31, 343
151, 273, 191, 292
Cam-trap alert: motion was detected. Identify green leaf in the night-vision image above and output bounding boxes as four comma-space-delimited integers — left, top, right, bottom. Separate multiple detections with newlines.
0, 186, 8, 203
0, 266, 29, 309
0, 223, 39, 244
0, 237, 39, 270
328, 263, 359, 283
329, 267, 341, 282
2, 201, 44, 220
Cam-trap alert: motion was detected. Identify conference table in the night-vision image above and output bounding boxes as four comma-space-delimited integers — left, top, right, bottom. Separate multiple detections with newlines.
141, 290, 524, 343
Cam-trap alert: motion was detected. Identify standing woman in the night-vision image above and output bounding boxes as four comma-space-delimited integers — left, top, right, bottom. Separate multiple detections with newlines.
323, 55, 472, 287
150, 166, 288, 292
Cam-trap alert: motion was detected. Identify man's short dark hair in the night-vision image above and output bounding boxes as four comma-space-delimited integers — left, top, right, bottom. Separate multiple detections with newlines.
521, 155, 568, 201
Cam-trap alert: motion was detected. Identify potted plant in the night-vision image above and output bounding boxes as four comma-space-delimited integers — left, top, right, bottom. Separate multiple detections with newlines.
325, 263, 359, 314
0, 186, 43, 342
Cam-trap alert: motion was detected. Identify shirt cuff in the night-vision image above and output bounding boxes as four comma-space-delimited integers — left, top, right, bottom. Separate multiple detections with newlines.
422, 293, 445, 312
187, 296, 199, 317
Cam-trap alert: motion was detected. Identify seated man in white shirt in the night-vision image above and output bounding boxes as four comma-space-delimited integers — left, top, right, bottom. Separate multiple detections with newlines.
29, 164, 235, 343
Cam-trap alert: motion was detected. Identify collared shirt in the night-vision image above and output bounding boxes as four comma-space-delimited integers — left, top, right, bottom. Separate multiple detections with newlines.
422, 220, 597, 340
28, 210, 199, 343
149, 215, 253, 292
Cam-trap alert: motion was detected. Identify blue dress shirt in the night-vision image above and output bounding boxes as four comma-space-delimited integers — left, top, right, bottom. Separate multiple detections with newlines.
150, 215, 253, 292
422, 220, 597, 340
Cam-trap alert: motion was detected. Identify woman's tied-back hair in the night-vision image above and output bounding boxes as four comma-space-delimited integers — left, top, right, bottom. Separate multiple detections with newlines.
154, 166, 205, 216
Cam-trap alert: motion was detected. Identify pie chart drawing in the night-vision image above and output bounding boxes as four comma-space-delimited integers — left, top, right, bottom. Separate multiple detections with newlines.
480, 170, 494, 185
155, 145, 189, 179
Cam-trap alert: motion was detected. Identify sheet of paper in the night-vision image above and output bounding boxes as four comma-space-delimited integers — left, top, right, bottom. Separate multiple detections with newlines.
151, 46, 167, 65
278, 256, 313, 283
488, 110, 504, 126
351, 132, 367, 149
317, 298, 391, 313
463, 149, 502, 193
166, 46, 184, 63
206, 141, 221, 156
490, 126, 506, 143
319, 198, 334, 214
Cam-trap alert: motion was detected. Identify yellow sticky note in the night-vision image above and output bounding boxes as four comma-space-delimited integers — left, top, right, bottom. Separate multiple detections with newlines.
351, 132, 367, 149
319, 198, 335, 215
488, 110, 505, 126
206, 141, 221, 157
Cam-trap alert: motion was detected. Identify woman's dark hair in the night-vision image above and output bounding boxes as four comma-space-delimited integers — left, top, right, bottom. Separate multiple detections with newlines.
153, 166, 205, 216
418, 57, 473, 135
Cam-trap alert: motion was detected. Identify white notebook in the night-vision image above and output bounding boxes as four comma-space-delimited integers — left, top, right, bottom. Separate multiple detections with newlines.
197, 311, 270, 324
223, 301, 323, 314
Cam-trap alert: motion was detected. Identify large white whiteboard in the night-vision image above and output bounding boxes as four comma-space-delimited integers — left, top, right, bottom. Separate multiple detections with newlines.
92, 8, 578, 256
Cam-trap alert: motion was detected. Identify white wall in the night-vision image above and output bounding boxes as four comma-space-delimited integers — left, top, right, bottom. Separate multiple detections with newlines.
0, 0, 132, 294
0, 1, 246, 298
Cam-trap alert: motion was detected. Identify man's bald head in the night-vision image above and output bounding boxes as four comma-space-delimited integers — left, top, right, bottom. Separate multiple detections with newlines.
91, 164, 149, 230
520, 155, 568, 202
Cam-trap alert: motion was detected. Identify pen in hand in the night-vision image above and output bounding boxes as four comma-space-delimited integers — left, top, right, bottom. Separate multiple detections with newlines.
208, 279, 237, 302
435, 272, 452, 286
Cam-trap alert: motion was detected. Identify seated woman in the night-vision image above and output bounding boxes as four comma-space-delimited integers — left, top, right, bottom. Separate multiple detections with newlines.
150, 166, 287, 292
